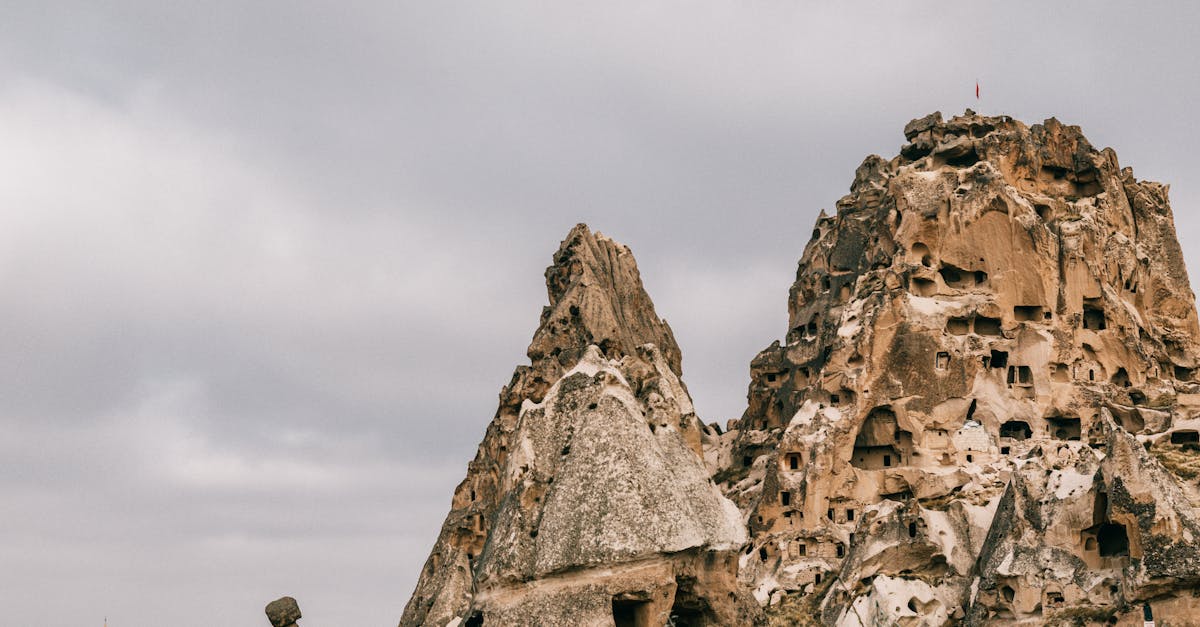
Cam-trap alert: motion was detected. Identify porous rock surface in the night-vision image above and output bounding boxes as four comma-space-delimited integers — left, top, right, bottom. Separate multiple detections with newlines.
721, 111, 1200, 626
404, 112, 1200, 626
400, 225, 756, 627
265, 596, 302, 627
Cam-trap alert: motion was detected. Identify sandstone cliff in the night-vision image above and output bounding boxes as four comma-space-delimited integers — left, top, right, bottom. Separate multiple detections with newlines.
405, 112, 1200, 626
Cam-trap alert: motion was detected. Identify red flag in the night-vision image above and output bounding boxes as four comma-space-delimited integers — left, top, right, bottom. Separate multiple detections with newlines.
976, 81, 980, 99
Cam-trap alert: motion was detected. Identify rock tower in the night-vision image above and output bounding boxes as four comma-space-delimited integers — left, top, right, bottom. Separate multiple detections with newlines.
404, 112, 1200, 626
721, 111, 1200, 625
400, 225, 758, 626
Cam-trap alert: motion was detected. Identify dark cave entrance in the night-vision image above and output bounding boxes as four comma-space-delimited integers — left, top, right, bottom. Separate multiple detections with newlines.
999, 420, 1032, 440
1097, 523, 1129, 557
670, 577, 713, 627
1171, 430, 1200, 445
612, 597, 651, 627
1047, 415, 1081, 441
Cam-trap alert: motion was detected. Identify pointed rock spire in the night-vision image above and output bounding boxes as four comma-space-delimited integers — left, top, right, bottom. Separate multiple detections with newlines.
529, 223, 682, 375
400, 225, 755, 627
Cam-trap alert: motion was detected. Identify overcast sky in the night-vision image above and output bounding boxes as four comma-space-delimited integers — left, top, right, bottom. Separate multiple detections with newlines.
2, 2, 1199, 626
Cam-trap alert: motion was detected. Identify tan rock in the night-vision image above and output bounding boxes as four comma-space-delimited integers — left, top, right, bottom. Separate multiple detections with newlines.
405, 113, 1200, 626
400, 225, 758, 627
718, 111, 1200, 626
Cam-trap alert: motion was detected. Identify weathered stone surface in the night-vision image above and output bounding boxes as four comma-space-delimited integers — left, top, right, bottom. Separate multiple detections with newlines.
405, 113, 1200, 626
400, 225, 757, 627
715, 111, 1200, 626
265, 596, 301, 627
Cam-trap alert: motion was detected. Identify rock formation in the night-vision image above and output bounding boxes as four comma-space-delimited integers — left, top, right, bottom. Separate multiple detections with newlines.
400, 225, 758, 627
718, 111, 1200, 626
404, 112, 1200, 626
265, 596, 302, 627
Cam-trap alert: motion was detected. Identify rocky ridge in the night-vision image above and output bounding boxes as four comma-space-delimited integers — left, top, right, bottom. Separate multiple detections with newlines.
403, 111, 1200, 626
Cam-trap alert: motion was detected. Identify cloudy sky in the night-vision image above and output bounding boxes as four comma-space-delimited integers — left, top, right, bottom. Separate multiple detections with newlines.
2, 2, 1198, 625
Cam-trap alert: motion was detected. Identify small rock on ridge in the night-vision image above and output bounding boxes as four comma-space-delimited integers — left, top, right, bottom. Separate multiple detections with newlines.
264, 596, 301, 627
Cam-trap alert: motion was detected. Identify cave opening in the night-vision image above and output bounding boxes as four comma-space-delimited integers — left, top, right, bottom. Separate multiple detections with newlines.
1042, 164, 1068, 180
939, 264, 964, 287
1000, 420, 1033, 440
912, 243, 933, 267
1097, 523, 1129, 557
1047, 415, 1082, 441
1083, 304, 1107, 330
670, 577, 711, 627
1013, 305, 1045, 322
1171, 430, 1200, 445
946, 147, 980, 168
612, 598, 651, 627
911, 277, 937, 297
974, 316, 1003, 336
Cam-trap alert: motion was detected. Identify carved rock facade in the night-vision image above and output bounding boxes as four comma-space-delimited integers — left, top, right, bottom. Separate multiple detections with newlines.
721, 111, 1200, 626
404, 112, 1200, 626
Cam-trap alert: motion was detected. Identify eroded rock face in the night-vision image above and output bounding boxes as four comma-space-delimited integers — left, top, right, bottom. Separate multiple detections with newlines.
265, 596, 301, 627
400, 225, 758, 627
405, 113, 1200, 627
714, 111, 1200, 625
